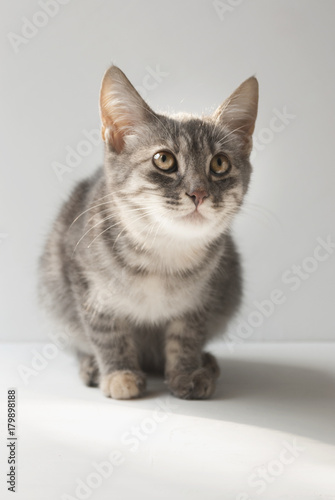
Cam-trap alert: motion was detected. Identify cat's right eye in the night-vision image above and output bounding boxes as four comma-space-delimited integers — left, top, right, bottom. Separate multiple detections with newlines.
210, 153, 231, 176
152, 151, 177, 173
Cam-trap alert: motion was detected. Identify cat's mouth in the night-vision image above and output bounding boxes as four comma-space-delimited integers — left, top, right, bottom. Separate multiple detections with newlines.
179, 209, 206, 223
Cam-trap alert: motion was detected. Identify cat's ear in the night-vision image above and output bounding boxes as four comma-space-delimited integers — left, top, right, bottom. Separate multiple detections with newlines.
213, 76, 258, 151
100, 65, 153, 153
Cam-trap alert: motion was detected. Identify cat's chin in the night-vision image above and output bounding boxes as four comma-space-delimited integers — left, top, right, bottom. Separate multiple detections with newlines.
178, 210, 207, 224
168, 210, 221, 240
169, 209, 231, 241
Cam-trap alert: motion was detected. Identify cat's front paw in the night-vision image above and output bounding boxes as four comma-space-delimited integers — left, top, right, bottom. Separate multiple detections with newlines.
100, 370, 146, 399
166, 367, 217, 400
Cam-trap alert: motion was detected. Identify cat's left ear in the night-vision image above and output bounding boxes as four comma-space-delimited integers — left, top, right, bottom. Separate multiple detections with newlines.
213, 76, 258, 152
100, 65, 154, 153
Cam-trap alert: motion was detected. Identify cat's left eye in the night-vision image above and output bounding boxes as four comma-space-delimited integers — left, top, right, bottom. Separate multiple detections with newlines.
152, 151, 177, 173
210, 153, 231, 176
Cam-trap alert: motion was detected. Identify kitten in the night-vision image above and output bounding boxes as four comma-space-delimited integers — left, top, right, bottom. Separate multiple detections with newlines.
39, 65, 258, 400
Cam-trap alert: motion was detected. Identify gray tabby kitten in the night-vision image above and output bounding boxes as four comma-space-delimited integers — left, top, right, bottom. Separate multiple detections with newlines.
39, 66, 258, 400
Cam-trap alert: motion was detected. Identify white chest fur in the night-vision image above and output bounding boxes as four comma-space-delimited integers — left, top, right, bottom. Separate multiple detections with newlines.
88, 234, 223, 325
91, 269, 208, 325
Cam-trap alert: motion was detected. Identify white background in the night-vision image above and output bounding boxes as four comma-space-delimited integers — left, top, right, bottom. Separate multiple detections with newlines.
1, 0, 334, 342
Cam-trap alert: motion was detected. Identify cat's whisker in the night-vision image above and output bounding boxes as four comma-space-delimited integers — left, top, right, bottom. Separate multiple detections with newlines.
87, 208, 115, 222
140, 223, 157, 251
69, 189, 133, 228
89, 190, 124, 203
74, 208, 156, 254
138, 213, 168, 251
238, 206, 273, 229
86, 203, 163, 224
135, 219, 158, 251
126, 99, 173, 139
215, 124, 247, 148
246, 203, 283, 230
41, 64, 260, 401
69, 200, 114, 229
110, 211, 161, 251
151, 218, 166, 248
72, 214, 122, 255
88, 209, 160, 250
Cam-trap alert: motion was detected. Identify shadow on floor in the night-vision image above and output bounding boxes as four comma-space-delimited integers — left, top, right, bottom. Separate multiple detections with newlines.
146, 356, 335, 446
33, 348, 335, 447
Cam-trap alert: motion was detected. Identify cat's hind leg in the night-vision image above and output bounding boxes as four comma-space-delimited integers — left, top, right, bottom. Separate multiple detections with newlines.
202, 352, 220, 379
78, 352, 100, 387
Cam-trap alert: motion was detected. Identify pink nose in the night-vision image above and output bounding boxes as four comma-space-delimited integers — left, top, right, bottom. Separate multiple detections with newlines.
186, 189, 209, 208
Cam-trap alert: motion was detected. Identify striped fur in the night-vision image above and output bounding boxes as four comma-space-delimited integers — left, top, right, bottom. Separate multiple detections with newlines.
39, 66, 258, 399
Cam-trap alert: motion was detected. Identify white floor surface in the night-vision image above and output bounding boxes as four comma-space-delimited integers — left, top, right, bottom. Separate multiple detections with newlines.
1, 342, 335, 500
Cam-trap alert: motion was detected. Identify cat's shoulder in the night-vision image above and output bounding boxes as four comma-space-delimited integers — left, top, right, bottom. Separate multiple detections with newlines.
57, 167, 104, 228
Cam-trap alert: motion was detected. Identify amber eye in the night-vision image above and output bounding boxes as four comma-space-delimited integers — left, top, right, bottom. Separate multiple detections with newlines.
210, 154, 231, 176
152, 151, 177, 172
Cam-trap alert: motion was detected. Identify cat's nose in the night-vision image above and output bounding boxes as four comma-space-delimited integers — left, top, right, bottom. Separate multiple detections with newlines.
186, 189, 209, 208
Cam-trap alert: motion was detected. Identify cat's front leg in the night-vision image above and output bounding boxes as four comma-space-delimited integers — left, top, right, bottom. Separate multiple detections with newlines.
164, 318, 220, 400
84, 314, 146, 400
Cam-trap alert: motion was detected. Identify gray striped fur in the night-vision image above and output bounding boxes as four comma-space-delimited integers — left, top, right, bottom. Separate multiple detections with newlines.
39, 66, 258, 399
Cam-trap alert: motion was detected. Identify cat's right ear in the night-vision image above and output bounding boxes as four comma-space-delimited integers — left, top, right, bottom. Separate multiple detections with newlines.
213, 76, 259, 153
100, 65, 153, 153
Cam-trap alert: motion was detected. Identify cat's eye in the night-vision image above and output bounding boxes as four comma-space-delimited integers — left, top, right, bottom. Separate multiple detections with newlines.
152, 151, 177, 173
210, 154, 231, 176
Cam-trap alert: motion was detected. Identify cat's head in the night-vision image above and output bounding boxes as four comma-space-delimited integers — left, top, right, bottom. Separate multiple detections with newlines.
99, 65, 258, 245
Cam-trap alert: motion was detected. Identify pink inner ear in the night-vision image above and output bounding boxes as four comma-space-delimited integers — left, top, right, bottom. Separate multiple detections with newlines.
100, 66, 156, 153
111, 126, 125, 154
102, 114, 129, 153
